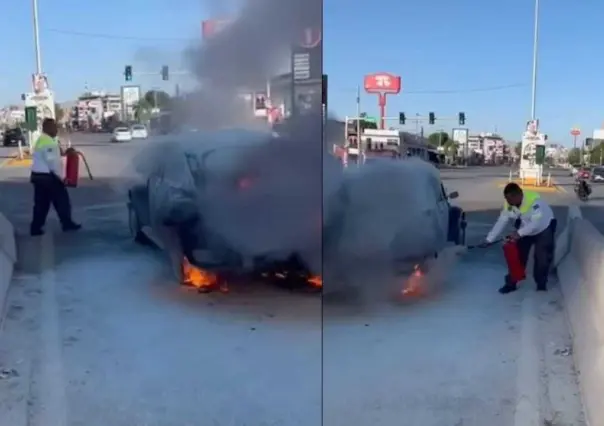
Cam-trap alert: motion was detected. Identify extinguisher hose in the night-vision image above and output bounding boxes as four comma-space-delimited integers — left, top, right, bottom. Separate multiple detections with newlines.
466, 238, 503, 250
78, 152, 94, 180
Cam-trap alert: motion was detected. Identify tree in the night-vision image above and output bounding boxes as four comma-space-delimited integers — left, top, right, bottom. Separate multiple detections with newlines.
54, 103, 64, 122
428, 131, 449, 147
567, 147, 581, 165
589, 144, 604, 165
134, 98, 153, 122
514, 142, 522, 156
442, 139, 458, 158
143, 90, 171, 109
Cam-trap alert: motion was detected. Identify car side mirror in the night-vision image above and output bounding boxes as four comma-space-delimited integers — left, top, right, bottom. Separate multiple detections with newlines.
448, 191, 459, 199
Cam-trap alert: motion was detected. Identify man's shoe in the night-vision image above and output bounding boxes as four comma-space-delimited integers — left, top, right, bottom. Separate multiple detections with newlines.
498, 283, 518, 294
30, 228, 44, 236
62, 222, 81, 232
536, 286, 547, 292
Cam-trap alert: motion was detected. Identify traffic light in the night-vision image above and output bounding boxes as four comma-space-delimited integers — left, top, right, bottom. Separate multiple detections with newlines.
124, 65, 132, 81
428, 112, 435, 125
399, 112, 406, 125
161, 65, 169, 81
459, 112, 465, 125
24, 106, 37, 131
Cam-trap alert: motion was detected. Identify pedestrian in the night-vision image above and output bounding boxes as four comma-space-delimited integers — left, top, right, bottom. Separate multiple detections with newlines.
30, 118, 81, 236
483, 182, 556, 294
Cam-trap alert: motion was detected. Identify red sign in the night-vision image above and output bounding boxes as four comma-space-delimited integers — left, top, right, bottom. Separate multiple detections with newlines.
570, 128, 581, 136
201, 19, 231, 39
364, 73, 401, 94
300, 28, 321, 48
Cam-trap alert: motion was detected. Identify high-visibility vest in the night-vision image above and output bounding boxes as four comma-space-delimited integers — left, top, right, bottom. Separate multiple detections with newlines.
31, 133, 59, 174
504, 190, 539, 214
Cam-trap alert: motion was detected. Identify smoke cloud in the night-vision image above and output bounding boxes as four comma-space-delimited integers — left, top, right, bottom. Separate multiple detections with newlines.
127, 0, 455, 306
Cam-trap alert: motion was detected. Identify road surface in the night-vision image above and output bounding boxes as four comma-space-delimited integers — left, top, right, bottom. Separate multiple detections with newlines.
0, 150, 586, 425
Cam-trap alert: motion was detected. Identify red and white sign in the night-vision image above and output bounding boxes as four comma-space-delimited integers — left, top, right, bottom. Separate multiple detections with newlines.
570, 128, 581, 136
364, 73, 401, 94
299, 27, 321, 48
201, 19, 231, 39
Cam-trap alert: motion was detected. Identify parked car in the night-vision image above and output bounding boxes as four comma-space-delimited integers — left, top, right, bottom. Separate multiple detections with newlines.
3, 128, 26, 147
112, 127, 132, 142
127, 128, 465, 292
590, 166, 604, 182
130, 124, 148, 139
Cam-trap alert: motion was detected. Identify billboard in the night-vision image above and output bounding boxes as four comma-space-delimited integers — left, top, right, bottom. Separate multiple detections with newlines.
452, 128, 469, 145
121, 85, 141, 119
291, 27, 322, 115
363, 73, 401, 94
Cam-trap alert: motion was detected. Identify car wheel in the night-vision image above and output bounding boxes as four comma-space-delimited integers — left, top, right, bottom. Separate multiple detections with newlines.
128, 203, 152, 245
447, 207, 465, 245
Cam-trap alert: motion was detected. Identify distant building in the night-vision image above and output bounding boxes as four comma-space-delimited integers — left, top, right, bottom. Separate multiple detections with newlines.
71, 91, 122, 128
458, 132, 510, 162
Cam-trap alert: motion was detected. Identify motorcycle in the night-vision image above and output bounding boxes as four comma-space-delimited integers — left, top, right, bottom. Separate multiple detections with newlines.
574, 178, 591, 202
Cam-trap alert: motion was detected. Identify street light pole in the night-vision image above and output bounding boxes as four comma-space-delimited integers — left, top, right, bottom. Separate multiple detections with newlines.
32, 0, 42, 74
530, 0, 539, 121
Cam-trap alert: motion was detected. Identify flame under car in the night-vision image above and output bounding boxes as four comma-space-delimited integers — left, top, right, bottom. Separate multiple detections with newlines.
127, 129, 322, 292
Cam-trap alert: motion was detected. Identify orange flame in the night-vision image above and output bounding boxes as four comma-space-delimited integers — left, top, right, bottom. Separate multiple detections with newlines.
308, 275, 322, 288
182, 257, 220, 292
401, 264, 424, 296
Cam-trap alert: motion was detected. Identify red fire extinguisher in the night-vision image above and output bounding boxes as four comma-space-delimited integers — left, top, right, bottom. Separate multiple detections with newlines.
502, 240, 526, 283
63, 147, 93, 188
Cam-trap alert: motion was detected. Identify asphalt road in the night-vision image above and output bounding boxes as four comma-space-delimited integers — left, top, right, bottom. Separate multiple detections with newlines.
0, 152, 585, 425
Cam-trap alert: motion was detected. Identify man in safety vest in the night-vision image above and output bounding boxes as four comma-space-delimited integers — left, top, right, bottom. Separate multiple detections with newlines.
30, 118, 81, 236
484, 182, 557, 294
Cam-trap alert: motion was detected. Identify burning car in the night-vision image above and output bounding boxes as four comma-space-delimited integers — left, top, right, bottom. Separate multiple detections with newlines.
127, 127, 323, 292
127, 126, 465, 295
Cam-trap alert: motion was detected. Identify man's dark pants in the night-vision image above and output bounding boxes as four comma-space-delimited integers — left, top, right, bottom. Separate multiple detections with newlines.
505, 218, 557, 290
30, 172, 73, 232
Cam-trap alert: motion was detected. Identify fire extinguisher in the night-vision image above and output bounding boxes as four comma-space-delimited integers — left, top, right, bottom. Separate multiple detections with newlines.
63, 147, 93, 188
502, 240, 526, 283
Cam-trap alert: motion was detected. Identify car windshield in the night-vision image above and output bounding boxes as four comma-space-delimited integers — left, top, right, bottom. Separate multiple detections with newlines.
115, 127, 129, 132
593, 167, 604, 174
132, 125, 145, 130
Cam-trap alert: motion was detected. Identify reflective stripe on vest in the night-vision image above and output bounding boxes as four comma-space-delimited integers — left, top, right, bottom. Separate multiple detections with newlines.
504, 190, 540, 214
33, 134, 56, 151
31, 134, 59, 174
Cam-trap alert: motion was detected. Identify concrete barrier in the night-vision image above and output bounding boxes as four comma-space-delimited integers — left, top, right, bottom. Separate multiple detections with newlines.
555, 205, 604, 426
0, 213, 16, 316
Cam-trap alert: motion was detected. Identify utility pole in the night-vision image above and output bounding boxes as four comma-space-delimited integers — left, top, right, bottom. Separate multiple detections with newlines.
530, 0, 540, 120
32, 0, 42, 74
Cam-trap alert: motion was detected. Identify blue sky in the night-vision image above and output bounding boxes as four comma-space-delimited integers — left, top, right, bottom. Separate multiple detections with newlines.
325, 0, 604, 144
0, 0, 214, 105
1, 0, 602, 144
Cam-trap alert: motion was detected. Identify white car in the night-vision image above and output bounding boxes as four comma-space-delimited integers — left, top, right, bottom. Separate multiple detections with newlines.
131, 124, 148, 139
112, 127, 132, 142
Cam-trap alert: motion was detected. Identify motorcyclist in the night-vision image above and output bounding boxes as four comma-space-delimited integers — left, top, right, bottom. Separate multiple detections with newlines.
574, 171, 591, 200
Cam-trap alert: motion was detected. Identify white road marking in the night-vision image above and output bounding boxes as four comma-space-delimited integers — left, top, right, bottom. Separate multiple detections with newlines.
31, 233, 67, 426
513, 291, 541, 426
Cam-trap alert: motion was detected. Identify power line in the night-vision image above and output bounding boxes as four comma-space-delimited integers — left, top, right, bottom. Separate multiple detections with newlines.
45, 28, 190, 41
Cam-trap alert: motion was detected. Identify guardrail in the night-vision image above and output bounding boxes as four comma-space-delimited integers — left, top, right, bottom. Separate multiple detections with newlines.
0, 213, 16, 319
555, 205, 604, 426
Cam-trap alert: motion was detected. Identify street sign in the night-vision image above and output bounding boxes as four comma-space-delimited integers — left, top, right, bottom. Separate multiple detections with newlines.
363, 73, 402, 94
570, 128, 581, 136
